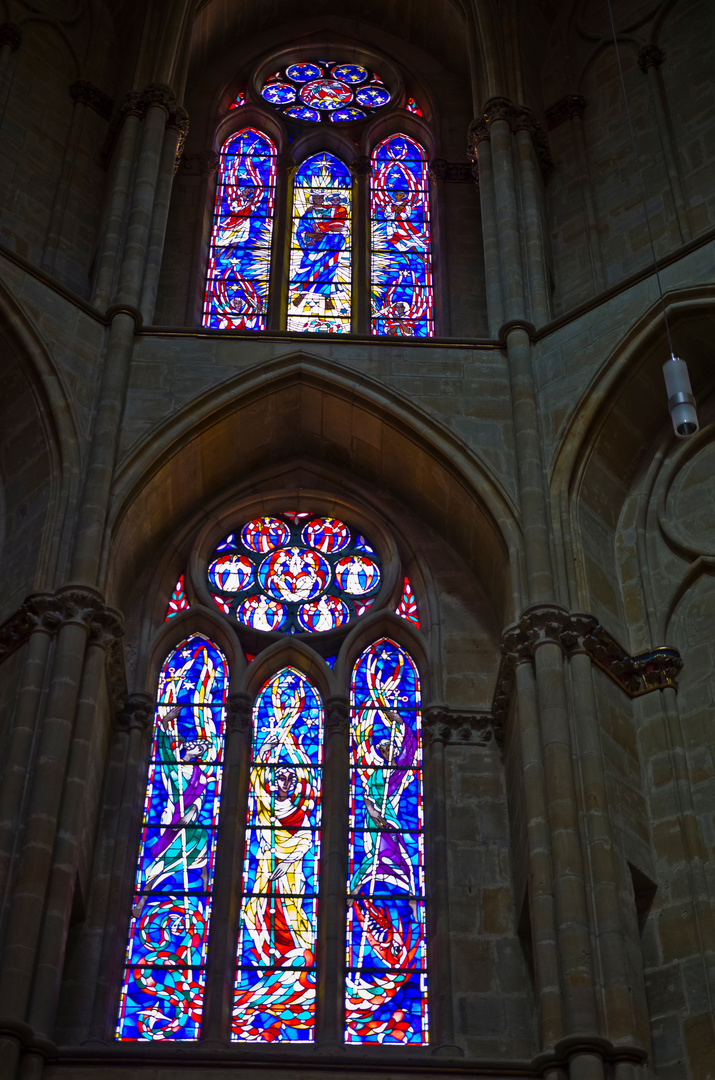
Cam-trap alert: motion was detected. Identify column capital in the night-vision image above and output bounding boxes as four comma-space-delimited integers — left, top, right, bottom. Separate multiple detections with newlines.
482, 96, 514, 126
227, 692, 253, 734
69, 80, 114, 121
638, 43, 665, 73
467, 116, 490, 162
0, 22, 22, 52
55, 585, 106, 628
545, 94, 587, 130
325, 697, 349, 736
139, 82, 177, 114
88, 606, 124, 648
24, 593, 64, 633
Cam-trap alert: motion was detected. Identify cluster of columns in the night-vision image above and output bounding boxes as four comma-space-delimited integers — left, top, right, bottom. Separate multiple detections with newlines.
0, 81, 187, 1079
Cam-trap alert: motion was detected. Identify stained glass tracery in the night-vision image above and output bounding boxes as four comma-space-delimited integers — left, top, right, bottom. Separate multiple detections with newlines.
117, 636, 229, 1040
288, 153, 352, 332
371, 135, 434, 338
203, 128, 277, 331
232, 668, 324, 1041
395, 577, 419, 627
345, 640, 428, 1043
165, 575, 190, 620
260, 61, 390, 124
206, 513, 381, 632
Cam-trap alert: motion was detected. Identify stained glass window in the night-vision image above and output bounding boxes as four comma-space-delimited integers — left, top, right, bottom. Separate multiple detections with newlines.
206, 513, 380, 632
395, 577, 419, 628
232, 668, 324, 1041
229, 90, 247, 109
203, 128, 277, 331
345, 640, 428, 1044
260, 61, 391, 124
117, 635, 229, 1040
405, 98, 423, 116
371, 135, 434, 338
165, 575, 190, 620
287, 154, 352, 332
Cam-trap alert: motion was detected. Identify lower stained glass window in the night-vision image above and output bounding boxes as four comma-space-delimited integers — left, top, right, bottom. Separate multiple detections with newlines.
345, 640, 429, 1044
287, 153, 352, 333
117, 635, 229, 1040
371, 134, 434, 338
232, 668, 324, 1041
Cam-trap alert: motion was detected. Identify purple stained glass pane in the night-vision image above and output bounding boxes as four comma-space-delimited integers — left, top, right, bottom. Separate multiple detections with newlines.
370, 135, 434, 338
288, 153, 352, 332
118, 636, 229, 1041
203, 129, 277, 331
345, 639, 428, 1045
233, 669, 324, 1043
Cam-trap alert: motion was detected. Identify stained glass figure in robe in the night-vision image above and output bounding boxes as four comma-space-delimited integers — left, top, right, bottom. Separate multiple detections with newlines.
117, 635, 229, 1040
345, 640, 428, 1044
232, 668, 324, 1041
287, 153, 352, 333
203, 128, 276, 331
371, 135, 434, 338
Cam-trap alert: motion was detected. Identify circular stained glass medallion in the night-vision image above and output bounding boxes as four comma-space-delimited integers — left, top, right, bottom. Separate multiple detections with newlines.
206, 512, 382, 633
258, 60, 391, 124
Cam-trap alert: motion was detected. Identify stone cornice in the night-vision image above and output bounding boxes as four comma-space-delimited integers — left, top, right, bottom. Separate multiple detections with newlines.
424, 706, 499, 747
545, 94, 587, 131
429, 159, 478, 185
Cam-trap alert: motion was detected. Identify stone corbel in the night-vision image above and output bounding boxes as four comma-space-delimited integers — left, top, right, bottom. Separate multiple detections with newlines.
638, 43, 665, 73
69, 80, 114, 121
350, 155, 371, 177
429, 158, 476, 184
227, 692, 253, 735
424, 706, 498, 747
544, 94, 587, 131
118, 692, 153, 733
325, 697, 350, 737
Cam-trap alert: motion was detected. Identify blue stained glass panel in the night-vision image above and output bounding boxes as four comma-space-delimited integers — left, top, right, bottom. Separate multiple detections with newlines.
345, 640, 428, 1044
355, 86, 390, 107
330, 107, 366, 122
285, 105, 321, 122
203, 129, 277, 331
288, 153, 352, 333
233, 669, 324, 1042
286, 63, 322, 82
261, 82, 296, 105
118, 636, 229, 1041
331, 64, 368, 84
370, 135, 434, 338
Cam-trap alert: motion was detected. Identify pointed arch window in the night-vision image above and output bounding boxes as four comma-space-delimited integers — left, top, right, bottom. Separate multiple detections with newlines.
117, 635, 229, 1040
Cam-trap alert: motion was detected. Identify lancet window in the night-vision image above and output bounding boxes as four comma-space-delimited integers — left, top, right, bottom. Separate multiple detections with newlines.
118, 511, 429, 1046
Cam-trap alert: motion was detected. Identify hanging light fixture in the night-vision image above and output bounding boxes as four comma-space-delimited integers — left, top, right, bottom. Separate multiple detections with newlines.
606, 0, 699, 439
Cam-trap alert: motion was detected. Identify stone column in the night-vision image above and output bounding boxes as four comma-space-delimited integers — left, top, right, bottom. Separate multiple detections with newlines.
89, 693, 153, 1041
26, 608, 123, 1039
513, 108, 551, 327
423, 711, 460, 1055
638, 44, 692, 244
92, 95, 142, 310
140, 107, 188, 324
202, 693, 252, 1043
267, 152, 294, 331
316, 697, 349, 1048
0, 588, 104, 1072
468, 118, 503, 336
484, 97, 525, 321
351, 156, 371, 335
0, 596, 61, 904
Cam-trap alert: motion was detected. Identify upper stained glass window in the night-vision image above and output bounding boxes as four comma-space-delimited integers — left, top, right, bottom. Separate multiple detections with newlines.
117, 635, 229, 1041
395, 577, 419, 627
371, 135, 434, 338
405, 97, 423, 116
232, 668, 324, 1041
345, 640, 428, 1043
260, 61, 390, 123
166, 575, 190, 620
287, 153, 353, 332
203, 128, 277, 331
206, 513, 381, 633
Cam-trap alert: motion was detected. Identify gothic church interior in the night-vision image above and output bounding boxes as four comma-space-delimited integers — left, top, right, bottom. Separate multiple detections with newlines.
0, 0, 713, 1078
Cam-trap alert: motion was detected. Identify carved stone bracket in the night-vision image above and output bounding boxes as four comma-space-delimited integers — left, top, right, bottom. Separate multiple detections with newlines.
429, 159, 477, 184
326, 697, 350, 736
468, 100, 552, 172
227, 693, 253, 735
500, 607, 683, 697
350, 155, 371, 177
424, 706, 497, 747
0, 22, 21, 52
180, 151, 219, 176
638, 43, 665, 73
118, 692, 153, 732
69, 80, 114, 121
545, 94, 587, 131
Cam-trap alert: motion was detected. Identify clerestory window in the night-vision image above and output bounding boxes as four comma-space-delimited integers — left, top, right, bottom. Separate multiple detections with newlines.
117, 512, 429, 1045
202, 68, 434, 336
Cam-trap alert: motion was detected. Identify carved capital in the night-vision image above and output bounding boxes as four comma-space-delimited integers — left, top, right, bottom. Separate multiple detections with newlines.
24, 593, 64, 634
0, 22, 22, 52
325, 697, 349, 736
512, 106, 553, 170
119, 692, 154, 732
490, 656, 514, 742
168, 105, 189, 135
89, 606, 124, 648
424, 706, 496, 747
545, 94, 587, 130
482, 96, 513, 126
69, 80, 114, 121
56, 586, 105, 628
559, 612, 598, 653
140, 82, 177, 113
638, 44, 665, 73
582, 624, 682, 696
180, 150, 219, 175
227, 693, 253, 734
351, 155, 371, 177
467, 116, 490, 160
429, 159, 476, 184
117, 90, 143, 118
